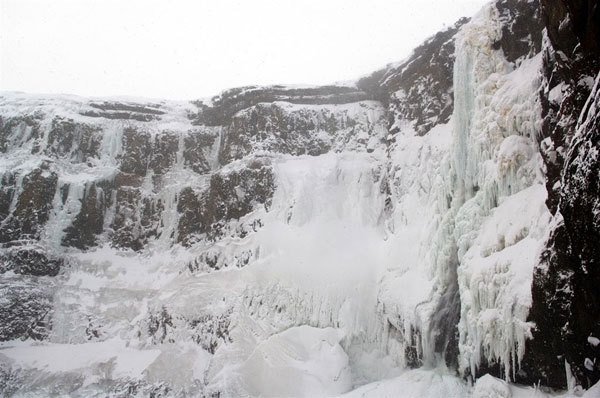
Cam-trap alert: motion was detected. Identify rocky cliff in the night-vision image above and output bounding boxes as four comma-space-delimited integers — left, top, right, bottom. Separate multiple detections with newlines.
525, 0, 600, 389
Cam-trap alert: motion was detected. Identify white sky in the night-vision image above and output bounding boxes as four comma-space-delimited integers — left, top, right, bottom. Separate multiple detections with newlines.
0, 0, 488, 101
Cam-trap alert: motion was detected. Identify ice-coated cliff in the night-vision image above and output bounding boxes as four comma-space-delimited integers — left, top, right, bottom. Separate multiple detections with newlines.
1, 0, 599, 396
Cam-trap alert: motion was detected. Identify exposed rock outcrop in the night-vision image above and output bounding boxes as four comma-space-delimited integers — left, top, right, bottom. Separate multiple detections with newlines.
526, 0, 600, 389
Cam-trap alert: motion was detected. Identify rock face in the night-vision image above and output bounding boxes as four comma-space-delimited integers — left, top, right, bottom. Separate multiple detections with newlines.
0, 90, 385, 348
525, 0, 600, 389
357, 18, 468, 136
0, 0, 599, 395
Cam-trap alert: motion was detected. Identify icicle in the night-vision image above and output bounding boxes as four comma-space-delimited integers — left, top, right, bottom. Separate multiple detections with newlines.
424, 3, 551, 381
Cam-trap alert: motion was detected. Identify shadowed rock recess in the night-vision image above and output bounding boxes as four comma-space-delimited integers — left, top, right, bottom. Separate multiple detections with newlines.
0, 0, 599, 395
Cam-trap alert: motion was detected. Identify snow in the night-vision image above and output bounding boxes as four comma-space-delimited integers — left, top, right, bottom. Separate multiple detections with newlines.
473, 374, 511, 398
340, 368, 470, 398
584, 358, 595, 372
0, 338, 161, 380
239, 326, 351, 397
549, 83, 566, 104
339, 371, 600, 398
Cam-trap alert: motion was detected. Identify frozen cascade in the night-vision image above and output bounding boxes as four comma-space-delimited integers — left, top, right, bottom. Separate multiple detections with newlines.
203, 152, 397, 395
373, 4, 512, 366
375, 2, 552, 382
445, 4, 551, 380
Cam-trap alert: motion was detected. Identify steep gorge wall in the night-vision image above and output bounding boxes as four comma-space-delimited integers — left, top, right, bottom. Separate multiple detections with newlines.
525, 0, 600, 389
0, 94, 388, 343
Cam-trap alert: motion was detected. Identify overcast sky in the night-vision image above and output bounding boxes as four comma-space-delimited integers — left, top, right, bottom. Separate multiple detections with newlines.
1, 0, 488, 100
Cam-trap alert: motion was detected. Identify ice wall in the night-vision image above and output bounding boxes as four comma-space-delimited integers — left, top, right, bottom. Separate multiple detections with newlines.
375, 2, 550, 382
447, 5, 549, 380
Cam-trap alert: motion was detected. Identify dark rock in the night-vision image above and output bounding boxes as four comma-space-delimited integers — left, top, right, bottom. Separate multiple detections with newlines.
190, 310, 233, 354
526, 0, 600, 389
111, 186, 141, 250
120, 127, 152, 176
494, 0, 543, 64
528, 84, 600, 389
109, 181, 164, 251
537, 0, 600, 214
0, 115, 42, 153
88, 101, 165, 115
183, 131, 216, 174
147, 306, 174, 344
177, 161, 274, 245
385, 320, 423, 368
0, 245, 62, 276
80, 101, 164, 122
62, 182, 107, 250
0, 166, 58, 243
46, 117, 103, 162
186, 247, 256, 273
113, 172, 144, 188
176, 186, 205, 246
146, 305, 232, 355
191, 85, 370, 126
219, 103, 337, 163
357, 18, 468, 135
0, 277, 53, 341
149, 133, 179, 175
429, 253, 460, 370
541, 0, 600, 60
0, 173, 16, 221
